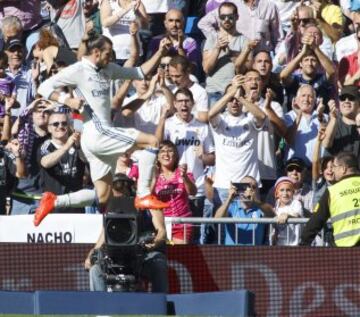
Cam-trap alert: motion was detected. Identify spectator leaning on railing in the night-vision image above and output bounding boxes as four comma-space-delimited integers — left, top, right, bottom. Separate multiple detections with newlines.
300, 152, 360, 247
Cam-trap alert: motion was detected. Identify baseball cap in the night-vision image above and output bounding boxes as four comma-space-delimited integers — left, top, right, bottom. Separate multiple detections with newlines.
339, 85, 360, 100
5, 39, 23, 51
285, 157, 306, 171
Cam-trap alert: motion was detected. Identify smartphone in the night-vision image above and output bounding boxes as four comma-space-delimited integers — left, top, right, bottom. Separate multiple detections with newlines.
232, 182, 252, 202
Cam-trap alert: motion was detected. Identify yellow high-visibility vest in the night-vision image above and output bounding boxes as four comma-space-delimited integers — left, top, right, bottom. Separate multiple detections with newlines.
328, 176, 360, 247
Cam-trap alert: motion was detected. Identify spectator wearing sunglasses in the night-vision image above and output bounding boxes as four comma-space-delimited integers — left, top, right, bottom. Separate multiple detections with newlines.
37, 112, 86, 213
198, 0, 282, 52
322, 86, 360, 161
202, 2, 247, 106
266, 157, 313, 216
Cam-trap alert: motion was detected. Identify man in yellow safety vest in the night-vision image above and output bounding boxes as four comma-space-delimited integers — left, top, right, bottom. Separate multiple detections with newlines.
300, 152, 360, 247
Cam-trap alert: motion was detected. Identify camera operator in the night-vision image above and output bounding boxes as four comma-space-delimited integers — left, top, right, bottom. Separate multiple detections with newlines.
84, 173, 168, 293
214, 176, 275, 245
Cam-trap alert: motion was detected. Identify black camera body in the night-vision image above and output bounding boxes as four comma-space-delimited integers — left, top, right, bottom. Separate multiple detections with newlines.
98, 197, 155, 292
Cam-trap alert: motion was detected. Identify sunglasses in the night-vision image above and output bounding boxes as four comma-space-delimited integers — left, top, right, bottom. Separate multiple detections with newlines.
49, 121, 68, 128
299, 18, 312, 24
339, 94, 356, 102
219, 14, 236, 21
286, 166, 303, 173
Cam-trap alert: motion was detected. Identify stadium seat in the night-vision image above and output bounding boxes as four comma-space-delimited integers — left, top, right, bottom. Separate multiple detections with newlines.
185, 16, 203, 39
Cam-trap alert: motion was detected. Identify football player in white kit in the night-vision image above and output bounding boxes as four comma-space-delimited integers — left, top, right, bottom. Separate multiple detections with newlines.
34, 34, 171, 225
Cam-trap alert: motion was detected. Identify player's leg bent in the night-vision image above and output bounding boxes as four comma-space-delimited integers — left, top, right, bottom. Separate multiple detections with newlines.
134, 132, 169, 210
93, 173, 113, 213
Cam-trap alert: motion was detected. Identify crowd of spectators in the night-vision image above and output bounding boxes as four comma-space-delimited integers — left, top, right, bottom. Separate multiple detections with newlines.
0, 0, 360, 246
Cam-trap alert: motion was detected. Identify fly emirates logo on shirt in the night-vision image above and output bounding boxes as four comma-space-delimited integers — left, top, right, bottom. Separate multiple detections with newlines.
221, 124, 252, 148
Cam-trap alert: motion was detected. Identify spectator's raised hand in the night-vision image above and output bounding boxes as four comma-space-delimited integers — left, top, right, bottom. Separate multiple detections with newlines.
31, 60, 41, 81
310, 0, 322, 18
245, 39, 260, 51
316, 97, 325, 122
131, 0, 141, 12
4, 96, 16, 113
178, 29, 184, 48
7, 138, 21, 158
179, 163, 188, 179
317, 125, 326, 141
159, 37, 172, 55
158, 67, 166, 88
129, 21, 139, 36
264, 88, 274, 109
65, 132, 81, 149
292, 97, 302, 118
85, 19, 94, 34
216, 33, 230, 50
160, 102, 171, 119
228, 185, 238, 200
301, 33, 315, 50
232, 74, 245, 88
328, 99, 337, 119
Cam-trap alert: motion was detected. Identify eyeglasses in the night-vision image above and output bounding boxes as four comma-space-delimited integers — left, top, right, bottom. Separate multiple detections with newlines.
339, 94, 356, 102
219, 14, 236, 21
49, 121, 68, 128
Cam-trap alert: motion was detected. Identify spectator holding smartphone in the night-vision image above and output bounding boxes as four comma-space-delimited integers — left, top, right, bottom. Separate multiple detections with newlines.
215, 176, 274, 245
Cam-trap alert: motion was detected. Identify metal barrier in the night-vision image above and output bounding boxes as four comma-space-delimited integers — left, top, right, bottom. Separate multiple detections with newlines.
165, 217, 330, 246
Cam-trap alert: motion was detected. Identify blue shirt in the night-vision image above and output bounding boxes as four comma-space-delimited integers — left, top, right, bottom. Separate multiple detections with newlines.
225, 200, 266, 246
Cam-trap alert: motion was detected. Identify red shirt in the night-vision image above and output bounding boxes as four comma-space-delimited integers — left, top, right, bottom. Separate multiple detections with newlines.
339, 51, 360, 87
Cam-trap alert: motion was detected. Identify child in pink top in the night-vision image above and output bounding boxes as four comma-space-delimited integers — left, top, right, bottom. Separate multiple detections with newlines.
154, 140, 197, 244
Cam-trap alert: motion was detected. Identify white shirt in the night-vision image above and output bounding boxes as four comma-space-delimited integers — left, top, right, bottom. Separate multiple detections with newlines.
170, 81, 209, 115
141, 0, 169, 13
284, 110, 327, 166
102, 1, 142, 59
335, 33, 358, 62
123, 92, 167, 134
274, 199, 303, 246
210, 111, 262, 188
38, 58, 144, 127
164, 115, 215, 196
257, 98, 284, 180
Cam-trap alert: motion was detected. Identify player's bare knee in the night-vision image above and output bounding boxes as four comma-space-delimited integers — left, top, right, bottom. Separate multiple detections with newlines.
148, 135, 159, 148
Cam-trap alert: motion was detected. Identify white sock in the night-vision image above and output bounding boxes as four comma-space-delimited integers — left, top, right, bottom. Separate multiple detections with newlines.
137, 147, 158, 197
55, 189, 96, 208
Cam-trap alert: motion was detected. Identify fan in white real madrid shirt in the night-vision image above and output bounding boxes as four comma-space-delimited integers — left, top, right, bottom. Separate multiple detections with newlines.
155, 87, 215, 233
208, 73, 266, 208
240, 69, 287, 195
34, 33, 172, 226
